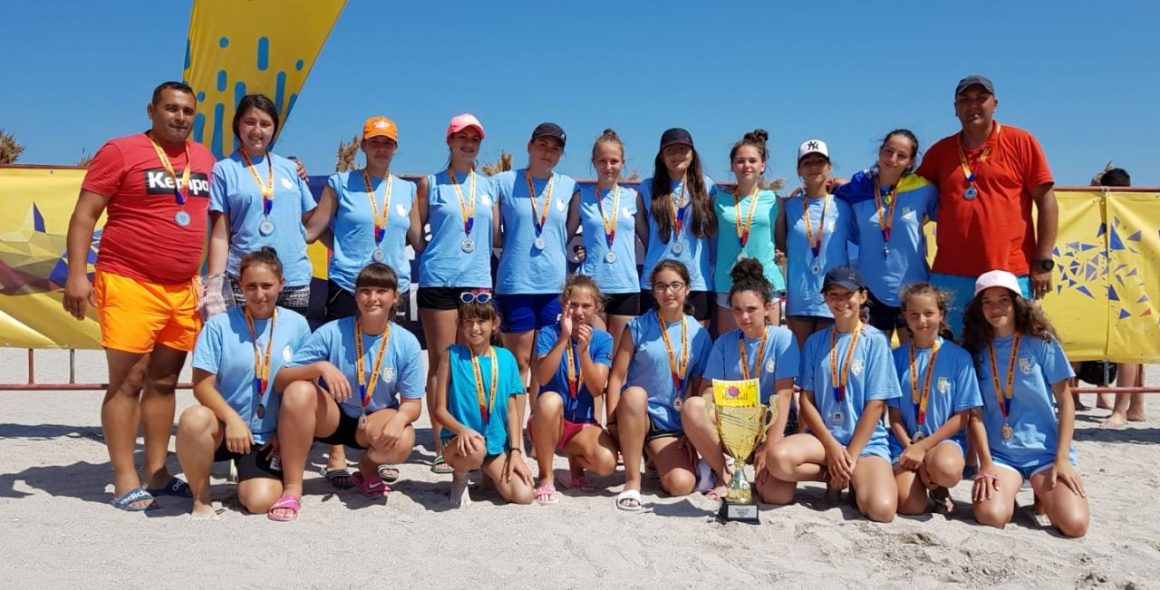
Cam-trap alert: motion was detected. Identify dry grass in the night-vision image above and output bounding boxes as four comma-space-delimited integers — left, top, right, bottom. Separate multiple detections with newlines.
480, 151, 512, 176
0, 129, 23, 165
76, 151, 94, 169
336, 135, 359, 172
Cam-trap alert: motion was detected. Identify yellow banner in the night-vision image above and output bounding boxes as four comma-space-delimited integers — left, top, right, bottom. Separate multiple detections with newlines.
712, 379, 761, 407
183, 0, 346, 159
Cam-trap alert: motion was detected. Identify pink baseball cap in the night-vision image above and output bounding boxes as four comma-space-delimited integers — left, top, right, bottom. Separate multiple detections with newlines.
446, 113, 485, 140
974, 269, 1022, 297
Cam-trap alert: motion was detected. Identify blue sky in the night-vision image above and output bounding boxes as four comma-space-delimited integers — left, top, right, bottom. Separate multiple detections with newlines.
2, 1, 1158, 186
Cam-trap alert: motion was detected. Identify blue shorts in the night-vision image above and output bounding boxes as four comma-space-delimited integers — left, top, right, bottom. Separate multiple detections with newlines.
496, 294, 562, 333
858, 445, 892, 462
930, 273, 1031, 338
992, 456, 1063, 481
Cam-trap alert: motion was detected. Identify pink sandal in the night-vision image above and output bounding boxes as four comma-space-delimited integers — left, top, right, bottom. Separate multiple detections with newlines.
267, 494, 301, 522
352, 471, 391, 499
534, 484, 559, 505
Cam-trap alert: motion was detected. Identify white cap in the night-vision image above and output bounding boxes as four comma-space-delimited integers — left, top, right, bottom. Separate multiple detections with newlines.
797, 139, 830, 162
974, 269, 1023, 298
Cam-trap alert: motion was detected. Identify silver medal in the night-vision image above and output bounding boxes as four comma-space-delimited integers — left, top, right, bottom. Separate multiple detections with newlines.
372, 247, 385, 262
964, 186, 978, 200
461, 239, 476, 253
912, 431, 926, 443
882, 245, 890, 258
174, 210, 191, 227
671, 241, 685, 254
358, 413, 369, 430
259, 219, 275, 236
830, 409, 845, 426
604, 251, 617, 264
533, 237, 546, 250
673, 397, 684, 411
811, 262, 822, 275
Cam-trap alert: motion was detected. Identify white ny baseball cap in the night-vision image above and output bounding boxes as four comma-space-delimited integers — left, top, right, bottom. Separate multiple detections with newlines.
797, 139, 830, 163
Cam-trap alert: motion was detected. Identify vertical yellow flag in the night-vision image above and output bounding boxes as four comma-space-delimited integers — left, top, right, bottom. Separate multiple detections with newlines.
182, 0, 346, 159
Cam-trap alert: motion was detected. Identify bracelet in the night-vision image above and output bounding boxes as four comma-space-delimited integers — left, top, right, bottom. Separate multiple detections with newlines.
507, 448, 523, 455
974, 471, 998, 481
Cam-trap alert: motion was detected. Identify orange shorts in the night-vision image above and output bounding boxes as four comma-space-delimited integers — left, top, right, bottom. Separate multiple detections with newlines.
94, 270, 201, 354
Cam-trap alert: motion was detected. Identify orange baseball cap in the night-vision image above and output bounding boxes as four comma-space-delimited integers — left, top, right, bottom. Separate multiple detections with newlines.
363, 116, 398, 142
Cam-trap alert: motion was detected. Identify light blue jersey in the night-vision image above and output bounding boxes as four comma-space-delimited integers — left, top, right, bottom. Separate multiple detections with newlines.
639, 175, 716, 292
417, 169, 495, 288
784, 195, 855, 317
284, 317, 425, 417
974, 334, 1077, 468
576, 184, 640, 294
887, 338, 982, 458
192, 307, 312, 444
326, 171, 416, 293
443, 345, 525, 456
703, 326, 799, 405
494, 169, 577, 295
800, 325, 901, 458
535, 324, 613, 423
626, 310, 713, 433
713, 188, 785, 294
210, 152, 317, 287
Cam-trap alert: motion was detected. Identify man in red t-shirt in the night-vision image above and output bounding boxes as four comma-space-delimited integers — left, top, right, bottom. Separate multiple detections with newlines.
63, 81, 217, 510
916, 75, 1059, 335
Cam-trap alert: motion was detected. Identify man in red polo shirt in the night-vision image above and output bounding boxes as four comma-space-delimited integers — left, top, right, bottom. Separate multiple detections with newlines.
917, 75, 1059, 336
63, 81, 217, 510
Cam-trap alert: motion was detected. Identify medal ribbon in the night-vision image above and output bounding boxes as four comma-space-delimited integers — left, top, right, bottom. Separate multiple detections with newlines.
148, 135, 192, 208
448, 167, 477, 236
802, 196, 829, 258
829, 322, 863, 402
362, 171, 394, 245
525, 170, 555, 237
909, 339, 942, 426
988, 333, 1021, 420
565, 338, 581, 399
244, 308, 277, 408
657, 311, 689, 393
733, 187, 761, 248
593, 184, 620, 249
738, 326, 769, 381
671, 180, 689, 237
470, 346, 499, 426
873, 177, 900, 243
354, 320, 392, 411
957, 122, 1003, 191
240, 150, 275, 217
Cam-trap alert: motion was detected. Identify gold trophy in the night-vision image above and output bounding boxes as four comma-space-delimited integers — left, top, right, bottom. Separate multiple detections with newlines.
711, 378, 773, 523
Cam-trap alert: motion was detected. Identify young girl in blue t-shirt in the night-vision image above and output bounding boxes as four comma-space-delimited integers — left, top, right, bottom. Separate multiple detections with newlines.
433, 293, 534, 507
764, 266, 901, 522
963, 270, 1089, 538
887, 283, 981, 515
529, 275, 619, 504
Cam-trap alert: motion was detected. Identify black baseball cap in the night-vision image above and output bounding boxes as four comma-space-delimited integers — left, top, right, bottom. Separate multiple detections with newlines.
531, 122, 566, 147
821, 266, 865, 293
660, 127, 694, 150
955, 75, 995, 98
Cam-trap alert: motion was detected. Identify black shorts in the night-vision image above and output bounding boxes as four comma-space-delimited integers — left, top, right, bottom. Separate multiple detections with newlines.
213, 440, 282, 482
604, 292, 641, 317
416, 286, 484, 311
315, 410, 369, 449
325, 279, 409, 323
646, 416, 684, 442
640, 289, 713, 322
867, 291, 905, 332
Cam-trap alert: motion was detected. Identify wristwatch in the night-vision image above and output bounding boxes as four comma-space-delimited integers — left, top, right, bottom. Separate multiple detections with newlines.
1033, 259, 1055, 272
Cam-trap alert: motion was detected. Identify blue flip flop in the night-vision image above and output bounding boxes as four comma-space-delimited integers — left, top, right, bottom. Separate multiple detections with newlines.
146, 477, 192, 498
111, 487, 155, 511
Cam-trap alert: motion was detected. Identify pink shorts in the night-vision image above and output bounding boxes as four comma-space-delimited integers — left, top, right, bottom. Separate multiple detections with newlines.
528, 415, 600, 450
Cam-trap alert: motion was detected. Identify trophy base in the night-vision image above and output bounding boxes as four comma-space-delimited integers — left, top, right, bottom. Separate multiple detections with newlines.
718, 501, 760, 524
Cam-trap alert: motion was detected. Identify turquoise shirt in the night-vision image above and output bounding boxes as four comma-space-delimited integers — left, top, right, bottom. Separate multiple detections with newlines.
443, 344, 526, 456
713, 188, 785, 294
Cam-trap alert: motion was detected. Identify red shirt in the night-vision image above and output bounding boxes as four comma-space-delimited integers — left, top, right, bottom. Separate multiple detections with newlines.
81, 133, 217, 284
917, 122, 1053, 277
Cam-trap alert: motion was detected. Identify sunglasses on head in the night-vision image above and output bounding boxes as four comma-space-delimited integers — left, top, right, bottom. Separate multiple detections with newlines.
459, 290, 493, 304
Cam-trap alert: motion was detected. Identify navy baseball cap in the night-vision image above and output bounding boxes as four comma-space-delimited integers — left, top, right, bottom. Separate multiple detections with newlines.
821, 266, 865, 293
660, 128, 694, 150
955, 75, 995, 98
531, 122, 566, 147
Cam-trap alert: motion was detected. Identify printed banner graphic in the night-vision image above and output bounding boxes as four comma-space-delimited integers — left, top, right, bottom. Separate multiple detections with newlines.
183, 0, 346, 159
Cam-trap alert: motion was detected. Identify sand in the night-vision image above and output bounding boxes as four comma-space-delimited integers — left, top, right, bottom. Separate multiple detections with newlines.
1, 348, 1158, 589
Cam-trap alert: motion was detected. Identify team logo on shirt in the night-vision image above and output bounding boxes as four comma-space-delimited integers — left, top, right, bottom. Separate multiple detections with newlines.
556, 199, 566, 212
765, 359, 776, 374
826, 220, 836, 232
144, 169, 210, 198
938, 377, 950, 395
1019, 358, 1033, 375
480, 194, 491, 206
280, 177, 295, 189
282, 346, 293, 362
384, 367, 396, 383
902, 206, 915, 218
622, 207, 633, 219
851, 358, 864, 377
396, 204, 408, 217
